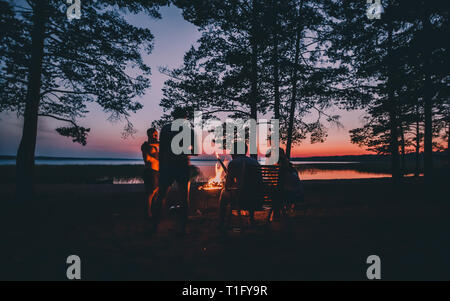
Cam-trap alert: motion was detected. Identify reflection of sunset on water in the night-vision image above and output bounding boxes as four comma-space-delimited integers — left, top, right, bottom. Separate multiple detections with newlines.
298, 169, 393, 180
187, 163, 416, 183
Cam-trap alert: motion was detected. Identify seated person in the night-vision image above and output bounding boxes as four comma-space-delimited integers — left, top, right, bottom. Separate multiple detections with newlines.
218, 142, 263, 229
270, 148, 304, 211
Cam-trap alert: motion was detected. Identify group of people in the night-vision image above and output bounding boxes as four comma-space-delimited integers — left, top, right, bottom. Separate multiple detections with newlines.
141, 107, 304, 235
141, 108, 193, 235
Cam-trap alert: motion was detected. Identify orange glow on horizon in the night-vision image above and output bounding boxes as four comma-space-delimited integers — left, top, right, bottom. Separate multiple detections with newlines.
286, 140, 372, 158
290, 146, 371, 158
94, 135, 372, 158
86, 130, 372, 159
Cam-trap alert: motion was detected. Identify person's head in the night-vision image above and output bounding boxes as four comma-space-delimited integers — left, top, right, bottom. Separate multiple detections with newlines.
278, 148, 287, 159
171, 107, 189, 120
266, 147, 287, 165
231, 141, 248, 160
147, 128, 158, 143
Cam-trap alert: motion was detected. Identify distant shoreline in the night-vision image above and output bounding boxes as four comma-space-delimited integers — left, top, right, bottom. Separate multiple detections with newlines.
0, 155, 141, 161
0, 152, 446, 162
0, 154, 389, 162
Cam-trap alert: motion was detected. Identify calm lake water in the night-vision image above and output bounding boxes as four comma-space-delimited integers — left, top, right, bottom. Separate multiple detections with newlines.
192, 161, 394, 182
0, 159, 144, 166
0, 158, 396, 181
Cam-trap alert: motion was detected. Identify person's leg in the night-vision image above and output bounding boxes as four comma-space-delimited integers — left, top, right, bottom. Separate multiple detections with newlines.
218, 189, 231, 231
147, 171, 159, 218
249, 209, 255, 226
177, 178, 190, 234
152, 170, 171, 227
143, 169, 152, 217
142, 170, 151, 212
272, 193, 282, 221
173, 165, 193, 234
147, 188, 158, 217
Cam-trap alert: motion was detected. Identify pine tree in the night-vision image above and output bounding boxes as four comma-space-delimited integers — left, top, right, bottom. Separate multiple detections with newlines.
0, 0, 168, 201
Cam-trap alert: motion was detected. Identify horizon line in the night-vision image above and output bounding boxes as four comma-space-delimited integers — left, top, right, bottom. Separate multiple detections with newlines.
0, 153, 389, 161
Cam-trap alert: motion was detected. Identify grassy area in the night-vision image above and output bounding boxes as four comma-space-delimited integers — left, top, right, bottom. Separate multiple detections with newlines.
0, 165, 144, 184
0, 177, 449, 280
0, 165, 202, 184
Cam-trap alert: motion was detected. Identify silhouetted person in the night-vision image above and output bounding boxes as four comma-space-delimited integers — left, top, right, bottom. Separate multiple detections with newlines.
151, 107, 195, 235
218, 143, 263, 231
141, 128, 159, 218
268, 148, 304, 219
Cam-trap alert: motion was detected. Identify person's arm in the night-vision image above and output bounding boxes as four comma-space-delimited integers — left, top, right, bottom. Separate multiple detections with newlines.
141, 144, 147, 162
225, 161, 236, 189
146, 145, 159, 168
189, 127, 198, 156
159, 125, 168, 164
141, 143, 151, 168
149, 145, 158, 160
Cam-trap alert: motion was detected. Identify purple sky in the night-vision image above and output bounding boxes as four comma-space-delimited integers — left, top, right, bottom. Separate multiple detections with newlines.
0, 5, 368, 159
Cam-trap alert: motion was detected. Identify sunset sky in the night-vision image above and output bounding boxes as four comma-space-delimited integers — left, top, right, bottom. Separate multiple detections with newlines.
0, 5, 370, 159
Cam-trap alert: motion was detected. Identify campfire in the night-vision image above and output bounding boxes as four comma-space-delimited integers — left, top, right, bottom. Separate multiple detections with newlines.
198, 155, 227, 191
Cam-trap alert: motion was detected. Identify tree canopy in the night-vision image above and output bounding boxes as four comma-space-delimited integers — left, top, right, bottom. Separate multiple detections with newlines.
0, 0, 168, 144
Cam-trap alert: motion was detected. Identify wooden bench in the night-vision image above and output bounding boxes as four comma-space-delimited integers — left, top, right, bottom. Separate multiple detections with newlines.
260, 165, 309, 220
222, 164, 305, 229
259, 165, 282, 221
225, 165, 282, 223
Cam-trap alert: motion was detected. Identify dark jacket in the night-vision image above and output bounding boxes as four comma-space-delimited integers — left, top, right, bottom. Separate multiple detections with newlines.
225, 155, 264, 210
159, 122, 195, 168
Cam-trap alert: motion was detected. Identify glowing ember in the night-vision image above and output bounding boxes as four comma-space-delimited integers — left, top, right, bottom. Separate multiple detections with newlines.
198, 156, 227, 191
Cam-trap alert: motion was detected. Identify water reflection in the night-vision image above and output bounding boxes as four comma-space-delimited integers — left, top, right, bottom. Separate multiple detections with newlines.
114, 178, 144, 184
192, 162, 396, 181
299, 168, 393, 180
113, 162, 408, 184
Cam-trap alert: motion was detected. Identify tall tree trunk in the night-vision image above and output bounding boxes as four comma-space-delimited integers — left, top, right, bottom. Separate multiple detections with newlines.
16, 0, 48, 202
400, 124, 406, 176
249, 0, 259, 159
422, 13, 434, 183
286, 30, 300, 159
386, 22, 400, 183
250, 38, 258, 121
286, 1, 303, 159
415, 103, 421, 177
272, 0, 280, 120
447, 117, 450, 164
388, 96, 400, 183
423, 66, 433, 182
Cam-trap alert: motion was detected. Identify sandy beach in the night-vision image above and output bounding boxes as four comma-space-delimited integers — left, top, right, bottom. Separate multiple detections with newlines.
0, 177, 449, 281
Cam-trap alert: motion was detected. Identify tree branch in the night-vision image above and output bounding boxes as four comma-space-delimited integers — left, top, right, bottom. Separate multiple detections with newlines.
40, 89, 95, 97
38, 113, 79, 128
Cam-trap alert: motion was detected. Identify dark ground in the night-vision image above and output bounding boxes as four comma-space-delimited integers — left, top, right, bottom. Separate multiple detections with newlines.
0, 177, 449, 280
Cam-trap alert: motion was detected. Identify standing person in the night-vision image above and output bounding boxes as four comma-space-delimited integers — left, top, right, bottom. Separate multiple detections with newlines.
141, 128, 159, 218
151, 107, 195, 235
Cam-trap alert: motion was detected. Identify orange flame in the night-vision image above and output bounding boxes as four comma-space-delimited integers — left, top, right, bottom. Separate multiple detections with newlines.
198, 155, 227, 191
